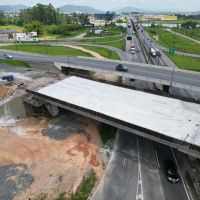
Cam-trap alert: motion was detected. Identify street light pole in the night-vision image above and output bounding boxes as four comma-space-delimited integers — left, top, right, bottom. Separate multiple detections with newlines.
170, 63, 176, 88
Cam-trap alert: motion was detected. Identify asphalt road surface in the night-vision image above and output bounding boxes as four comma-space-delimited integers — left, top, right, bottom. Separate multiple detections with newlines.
131, 19, 200, 100
91, 130, 190, 200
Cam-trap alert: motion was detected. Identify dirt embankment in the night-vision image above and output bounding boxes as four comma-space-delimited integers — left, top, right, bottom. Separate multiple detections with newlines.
0, 85, 16, 101
0, 115, 103, 200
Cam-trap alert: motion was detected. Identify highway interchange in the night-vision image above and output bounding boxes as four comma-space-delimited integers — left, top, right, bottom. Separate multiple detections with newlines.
90, 18, 195, 200
0, 17, 200, 200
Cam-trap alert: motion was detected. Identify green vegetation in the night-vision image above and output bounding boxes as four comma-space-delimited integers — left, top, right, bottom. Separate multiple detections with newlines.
0, 44, 92, 57
145, 27, 200, 54
142, 18, 200, 25
166, 53, 200, 72
173, 28, 200, 41
0, 25, 25, 31
0, 59, 30, 68
83, 46, 120, 60
75, 36, 125, 51
69, 170, 96, 200
100, 123, 117, 145
86, 25, 126, 37
103, 25, 127, 35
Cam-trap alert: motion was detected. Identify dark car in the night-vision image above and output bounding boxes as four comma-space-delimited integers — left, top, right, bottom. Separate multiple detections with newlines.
116, 64, 128, 72
156, 51, 161, 57
164, 159, 179, 183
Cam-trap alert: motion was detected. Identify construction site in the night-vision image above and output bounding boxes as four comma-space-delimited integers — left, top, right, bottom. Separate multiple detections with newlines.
0, 63, 117, 200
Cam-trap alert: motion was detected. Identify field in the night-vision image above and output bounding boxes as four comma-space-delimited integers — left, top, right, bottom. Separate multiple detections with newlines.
75, 36, 126, 51
86, 25, 126, 37
0, 25, 25, 31
142, 19, 200, 25
166, 53, 200, 72
0, 59, 30, 68
173, 28, 200, 41
145, 27, 200, 54
0, 44, 92, 57
83, 46, 120, 60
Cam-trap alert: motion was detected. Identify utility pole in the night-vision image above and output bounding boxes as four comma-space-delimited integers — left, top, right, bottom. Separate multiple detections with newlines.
170, 62, 176, 88
45, 38, 48, 55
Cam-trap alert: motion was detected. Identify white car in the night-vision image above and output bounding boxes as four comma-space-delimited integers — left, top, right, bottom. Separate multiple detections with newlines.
130, 50, 136, 54
4, 53, 13, 59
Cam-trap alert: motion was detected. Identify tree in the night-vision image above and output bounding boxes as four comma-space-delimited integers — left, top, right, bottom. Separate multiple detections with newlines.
25, 20, 43, 35
0, 12, 6, 25
19, 4, 59, 25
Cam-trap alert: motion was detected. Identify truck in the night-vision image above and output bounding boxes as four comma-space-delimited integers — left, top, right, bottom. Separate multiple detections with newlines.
149, 47, 156, 57
130, 44, 136, 54
1, 75, 14, 82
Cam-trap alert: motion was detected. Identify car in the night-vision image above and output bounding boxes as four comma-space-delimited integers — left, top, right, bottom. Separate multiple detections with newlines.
116, 64, 128, 72
130, 78, 135, 81
156, 50, 161, 57
163, 159, 179, 183
130, 50, 136, 54
4, 53, 13, 59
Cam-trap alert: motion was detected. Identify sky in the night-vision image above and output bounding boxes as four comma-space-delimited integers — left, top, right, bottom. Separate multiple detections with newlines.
0, 0, 200, 12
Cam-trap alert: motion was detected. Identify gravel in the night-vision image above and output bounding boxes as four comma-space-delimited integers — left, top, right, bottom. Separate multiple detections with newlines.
0, 164, 34, 200
42, 113, 84, 140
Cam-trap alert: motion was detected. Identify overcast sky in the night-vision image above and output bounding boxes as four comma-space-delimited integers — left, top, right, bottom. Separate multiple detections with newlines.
1, 0, 200, 11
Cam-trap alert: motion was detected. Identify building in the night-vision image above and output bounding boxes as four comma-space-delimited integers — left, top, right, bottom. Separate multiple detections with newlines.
140, 15, 177, 21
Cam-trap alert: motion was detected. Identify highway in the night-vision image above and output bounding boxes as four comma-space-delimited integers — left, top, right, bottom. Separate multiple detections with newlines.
91, 130, 189, 200
1, 49, 200, 93
131, 18, 200, 100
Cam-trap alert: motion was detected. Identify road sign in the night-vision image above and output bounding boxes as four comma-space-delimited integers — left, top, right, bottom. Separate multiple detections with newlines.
168, 48, 175, 56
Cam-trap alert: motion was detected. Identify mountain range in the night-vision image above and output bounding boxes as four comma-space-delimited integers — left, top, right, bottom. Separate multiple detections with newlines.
0, 4, 199, 14
58, 4, 104, 14
0, 4, 27, 12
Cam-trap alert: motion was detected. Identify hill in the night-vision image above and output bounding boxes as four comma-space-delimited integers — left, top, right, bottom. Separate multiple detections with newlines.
0, 4, 26, 12
59, 4, 103, 14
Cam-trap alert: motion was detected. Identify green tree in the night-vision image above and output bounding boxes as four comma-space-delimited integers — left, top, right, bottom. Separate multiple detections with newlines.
0, 11, 6, 25
25, 20, 43, 35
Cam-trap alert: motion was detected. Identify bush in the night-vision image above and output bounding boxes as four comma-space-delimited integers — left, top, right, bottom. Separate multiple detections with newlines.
53, 24, 83, 35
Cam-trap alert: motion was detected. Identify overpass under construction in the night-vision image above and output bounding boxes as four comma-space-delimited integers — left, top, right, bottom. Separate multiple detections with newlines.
27, 76, 200, 158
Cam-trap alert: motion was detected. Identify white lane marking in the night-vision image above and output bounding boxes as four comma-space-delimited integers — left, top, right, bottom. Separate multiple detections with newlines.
154, 149, 160, 168
171, 148, 191, 200
136, 138, 144, 200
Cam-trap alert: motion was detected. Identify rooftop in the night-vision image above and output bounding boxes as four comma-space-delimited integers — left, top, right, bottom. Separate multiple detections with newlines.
37, 76, 200, 146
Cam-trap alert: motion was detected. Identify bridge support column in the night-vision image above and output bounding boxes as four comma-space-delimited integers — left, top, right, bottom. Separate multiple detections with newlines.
154, 83, 170, 93
163, 85, 170, 93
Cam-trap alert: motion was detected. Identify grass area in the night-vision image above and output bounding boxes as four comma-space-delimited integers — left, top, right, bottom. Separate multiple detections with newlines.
142, 19, 200, 25
0, 44, 92, 57
86, 25, 126, 37
0, 59, 30, 68
0, 25, 25, 31
73, 36, 125, 50
69, 170, 96, 200
83, 46, 120, 60
166, 53, 200, 72
100, 123, 117, 145
173, 28, 200, 41
42, 28, 87, 39
145, 27, 200, 54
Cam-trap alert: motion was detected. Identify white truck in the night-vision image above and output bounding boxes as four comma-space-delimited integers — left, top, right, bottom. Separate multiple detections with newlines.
149, 47, 156, 57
